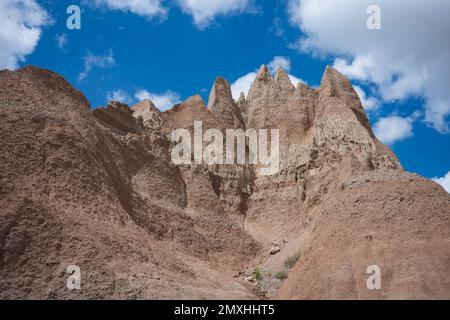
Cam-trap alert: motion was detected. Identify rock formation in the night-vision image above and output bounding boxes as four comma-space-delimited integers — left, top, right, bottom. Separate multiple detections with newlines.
0, 64, 449, 299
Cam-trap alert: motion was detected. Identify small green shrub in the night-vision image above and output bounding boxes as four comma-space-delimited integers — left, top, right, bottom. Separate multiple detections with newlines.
284, 252, 301, 269
275, 270, 288, 280
252, 267, 263, 281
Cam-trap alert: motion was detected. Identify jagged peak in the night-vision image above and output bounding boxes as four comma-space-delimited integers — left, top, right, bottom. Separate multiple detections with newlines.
275, 67, 289, 81
321, 65, 347, 83
207, 76, 244, 128
318, 65, 357, 97
131, 99, 160, 114
212, 76, 230, 89
207, 76, 234, 110
275, 67, 295, 93
247, 64, 275, 100
255, 64, 272, 81
316, 66, 374, 137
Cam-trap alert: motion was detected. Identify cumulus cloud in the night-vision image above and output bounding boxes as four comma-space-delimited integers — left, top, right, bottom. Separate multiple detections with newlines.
267, 56, 291, 74
288, 0, 450, 133
135, 89, 181, 111
373, 111, 421, 145
0, 0, 50, 69
107, 89, 132, 103
78, 49, 116, 81
354, 85, 379, 112
91, 0, 167, 19
177, 0, 253, 29
231, 72, 257, 100
432, 171, 450, 194
230, 56, 305, 99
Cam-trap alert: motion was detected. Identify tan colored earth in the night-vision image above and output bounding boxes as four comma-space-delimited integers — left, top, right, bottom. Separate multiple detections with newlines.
0, 65, 449, 299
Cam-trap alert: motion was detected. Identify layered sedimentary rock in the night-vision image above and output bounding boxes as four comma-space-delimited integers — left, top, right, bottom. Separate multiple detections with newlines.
207, 77, 244, 129
242, 65, 449, 299
0, 66, 259, 299
0, 64, 449, 299
164, 85, 254, 220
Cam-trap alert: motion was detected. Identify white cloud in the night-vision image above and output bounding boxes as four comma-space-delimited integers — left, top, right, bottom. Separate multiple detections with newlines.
89, 0, 254, 28
267, 56, 304, 87
0, 0, 50, 69
432, 171, 450, 194
288, 0, 450, 133
268, 56, 291, 74
56, 34, 67, 49
288, 75, 303, 87
373, 111, 421, 145
230, 56, 305, 99
78, 49, 116, 81
135, 89, 181, 111
354, 85, 379, 112
107, 89, 132, 103
91, 0, 167, 19
177, 0, 253, 29
231, 72, 257, 100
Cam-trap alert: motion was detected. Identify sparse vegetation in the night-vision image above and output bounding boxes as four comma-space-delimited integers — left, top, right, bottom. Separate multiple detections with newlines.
284, 252, 301, 269
252, 267, 263, 281
275, 270, 289, 280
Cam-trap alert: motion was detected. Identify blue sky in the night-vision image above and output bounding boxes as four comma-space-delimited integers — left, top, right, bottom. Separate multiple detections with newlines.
1, 0, 449, 190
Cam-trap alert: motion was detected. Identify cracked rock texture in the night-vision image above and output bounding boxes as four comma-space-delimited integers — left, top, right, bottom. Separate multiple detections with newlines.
0, 65, 449, 299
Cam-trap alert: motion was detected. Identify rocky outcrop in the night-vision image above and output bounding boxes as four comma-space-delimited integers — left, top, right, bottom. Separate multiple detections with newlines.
0, 64, 449, 300
0, 66, 260, 299
131, 99, 164, 131
92, 100, 142, 134
207, 77, 244, 129
241, 65, 449, 299
164, 91, 254, 220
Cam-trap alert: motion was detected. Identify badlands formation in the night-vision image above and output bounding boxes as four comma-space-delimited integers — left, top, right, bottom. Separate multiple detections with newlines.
0, 65, 449, 299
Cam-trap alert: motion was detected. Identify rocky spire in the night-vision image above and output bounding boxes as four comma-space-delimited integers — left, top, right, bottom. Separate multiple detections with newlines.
207, 77, 244, 128
207, 77, 234, 108
316, 65, 374, 138
318, 65, 358, 98
247, 64, 275, 101
255, 64, 272, 81
237, 91, 248, 126
275, 67, 295, 94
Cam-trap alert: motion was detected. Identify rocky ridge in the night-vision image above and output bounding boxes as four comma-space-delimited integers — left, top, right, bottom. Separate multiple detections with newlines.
0, 64, 449, 299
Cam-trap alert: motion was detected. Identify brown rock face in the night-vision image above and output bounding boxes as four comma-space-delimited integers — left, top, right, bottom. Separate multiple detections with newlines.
207, 77, 244, 129
0, 66, 259, 299
0, 65, 449, 299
